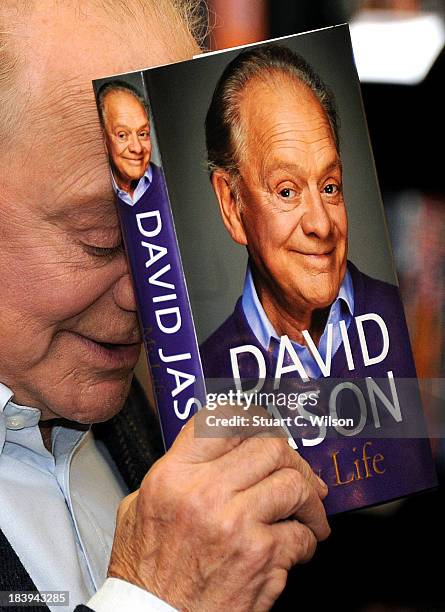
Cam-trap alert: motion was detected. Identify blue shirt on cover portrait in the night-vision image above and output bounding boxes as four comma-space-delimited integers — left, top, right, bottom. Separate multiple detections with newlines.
241, 264, 354, 380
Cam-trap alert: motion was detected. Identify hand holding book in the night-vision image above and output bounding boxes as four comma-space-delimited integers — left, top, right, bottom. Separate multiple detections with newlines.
108, 406, 330, 611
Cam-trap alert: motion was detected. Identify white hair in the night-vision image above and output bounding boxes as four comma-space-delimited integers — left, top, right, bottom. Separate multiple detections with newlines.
0, 0, 206, 138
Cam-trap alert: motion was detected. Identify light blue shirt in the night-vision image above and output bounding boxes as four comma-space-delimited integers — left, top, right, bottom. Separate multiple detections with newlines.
241, 265, 354, 379
111, 164, 153, 206
0, 382, 176, 612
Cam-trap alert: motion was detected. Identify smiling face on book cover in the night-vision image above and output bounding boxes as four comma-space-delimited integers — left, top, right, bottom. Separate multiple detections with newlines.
208, 55, 348, 345
217, 74, 349, 336
102, 88, 152, 194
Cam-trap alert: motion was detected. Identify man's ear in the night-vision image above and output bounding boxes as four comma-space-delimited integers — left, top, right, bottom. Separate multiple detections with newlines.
211, 170, 247, 246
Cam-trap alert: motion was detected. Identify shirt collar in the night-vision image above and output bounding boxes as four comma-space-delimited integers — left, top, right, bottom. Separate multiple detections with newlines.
0, 382, 88, 462
0, 382, 40, 427
0, 382, 41, 456
111, 163, 153, 206
241, 262, 354, 351
0, 382, 13, 411
337, 265, 354, 318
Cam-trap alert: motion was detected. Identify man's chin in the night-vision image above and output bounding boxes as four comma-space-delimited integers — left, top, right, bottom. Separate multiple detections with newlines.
296, 270, 344, 307
44, 374, 134, 425
301, 286, 341, 312
125, 168, 146, 182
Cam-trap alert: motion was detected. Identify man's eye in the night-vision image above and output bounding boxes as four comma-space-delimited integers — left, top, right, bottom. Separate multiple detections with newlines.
85, 244, 124, 259
117, 132, 127, 140
279, 187, 296, 198
139, 131, 150, 139
323, 183, 339, 195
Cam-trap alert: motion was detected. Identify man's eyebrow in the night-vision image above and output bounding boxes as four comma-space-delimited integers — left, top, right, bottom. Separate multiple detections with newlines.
46, 195, 118, 228
261, 158, 342, 181
320, 159, 343, 176
112, 121, 150, 131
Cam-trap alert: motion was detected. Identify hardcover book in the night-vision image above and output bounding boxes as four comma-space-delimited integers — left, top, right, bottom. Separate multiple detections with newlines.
93, 24, 437, 514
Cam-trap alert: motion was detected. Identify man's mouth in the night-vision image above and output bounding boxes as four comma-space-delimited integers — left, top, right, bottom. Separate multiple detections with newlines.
295, 247, 335, 257
291, 248, 337, 270
98, 341, 121, 349
63, 331, 142, 369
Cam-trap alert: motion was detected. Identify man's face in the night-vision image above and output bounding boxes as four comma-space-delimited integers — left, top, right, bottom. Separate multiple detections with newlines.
103, 91, 152, 192
0, 2, 197, 422
235, 73, 348, 318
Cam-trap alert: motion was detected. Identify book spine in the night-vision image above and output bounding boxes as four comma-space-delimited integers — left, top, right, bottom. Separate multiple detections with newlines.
94, 74, 206, 450
116, 174, 206, 449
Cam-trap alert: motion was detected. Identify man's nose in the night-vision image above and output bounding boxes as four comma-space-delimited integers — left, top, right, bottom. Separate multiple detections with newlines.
128, 132, 143, 153
113, 273, 138, 312
300, 187, 332, 240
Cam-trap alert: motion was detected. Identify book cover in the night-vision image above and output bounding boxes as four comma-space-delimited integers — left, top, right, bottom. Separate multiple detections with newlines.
93, 24, 437, 514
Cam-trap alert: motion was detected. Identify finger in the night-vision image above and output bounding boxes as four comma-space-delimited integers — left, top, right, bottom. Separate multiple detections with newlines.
269, 520, 319, 568
170, 402, 268, 463
214, 435, 329, 497
237, 467, 331, 541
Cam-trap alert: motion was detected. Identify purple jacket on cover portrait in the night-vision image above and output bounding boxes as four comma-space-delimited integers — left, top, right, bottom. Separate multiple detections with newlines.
200, 261, 417, 381
199, 261, 436, 514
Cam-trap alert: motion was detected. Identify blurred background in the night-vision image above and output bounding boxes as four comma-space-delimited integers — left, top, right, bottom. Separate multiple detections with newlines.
195, 1, 444, 610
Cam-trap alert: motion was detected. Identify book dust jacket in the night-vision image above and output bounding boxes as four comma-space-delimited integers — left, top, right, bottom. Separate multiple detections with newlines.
93, 25, 437, 514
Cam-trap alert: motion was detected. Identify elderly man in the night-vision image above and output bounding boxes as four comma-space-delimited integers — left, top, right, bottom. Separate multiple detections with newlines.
0, 2, 329, 612
98, 80, 156, 203
201, 44, 417, 383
